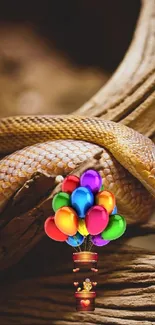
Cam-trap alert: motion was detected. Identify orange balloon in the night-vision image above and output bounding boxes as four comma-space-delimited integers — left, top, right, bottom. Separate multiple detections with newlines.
96, 190, 115, 214
55, 206, 78, 236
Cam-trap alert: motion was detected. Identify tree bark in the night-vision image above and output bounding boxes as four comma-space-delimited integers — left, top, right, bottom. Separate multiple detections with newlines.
0, 241, 155, 324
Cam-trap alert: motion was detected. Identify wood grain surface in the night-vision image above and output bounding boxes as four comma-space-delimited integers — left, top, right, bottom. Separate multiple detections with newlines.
0, 237, 155, 325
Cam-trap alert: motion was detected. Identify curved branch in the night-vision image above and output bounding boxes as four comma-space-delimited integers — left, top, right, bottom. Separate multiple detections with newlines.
75, 0, 155, 138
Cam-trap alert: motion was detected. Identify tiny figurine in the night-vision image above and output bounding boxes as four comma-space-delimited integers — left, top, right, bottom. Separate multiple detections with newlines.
77, 278, 93, 292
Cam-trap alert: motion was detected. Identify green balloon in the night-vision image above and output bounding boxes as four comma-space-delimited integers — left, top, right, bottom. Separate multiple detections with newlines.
101, 214, 126, 240
52, 192, 71, 212
100, 184, 104, 191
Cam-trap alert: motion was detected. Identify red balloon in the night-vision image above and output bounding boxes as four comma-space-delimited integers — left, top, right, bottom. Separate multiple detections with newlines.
44, 216, 68, 242
62, 175, 80, 193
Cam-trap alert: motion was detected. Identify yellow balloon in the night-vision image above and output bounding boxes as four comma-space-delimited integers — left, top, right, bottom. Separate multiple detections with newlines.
55, 206, 78, 236
78, 219, 89, 236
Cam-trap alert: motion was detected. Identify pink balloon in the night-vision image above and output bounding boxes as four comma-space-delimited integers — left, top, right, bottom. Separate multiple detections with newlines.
85, 205, 109, 235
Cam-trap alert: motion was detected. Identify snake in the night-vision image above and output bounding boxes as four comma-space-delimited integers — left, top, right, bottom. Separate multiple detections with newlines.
0, 115, 155, 226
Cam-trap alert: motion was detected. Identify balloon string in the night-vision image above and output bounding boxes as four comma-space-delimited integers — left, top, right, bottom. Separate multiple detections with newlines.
86, 236, 88, 251
73, 235, 81, 252
78, 245, 81, 251
88, 237, 93, 252
84, 236, 87, 251
89, 243, 93, 251
87, 235, 91, 251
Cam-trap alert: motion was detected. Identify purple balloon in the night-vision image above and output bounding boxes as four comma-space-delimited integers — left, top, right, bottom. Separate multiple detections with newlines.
80, 169, 102, 194
91, 234, 110, 247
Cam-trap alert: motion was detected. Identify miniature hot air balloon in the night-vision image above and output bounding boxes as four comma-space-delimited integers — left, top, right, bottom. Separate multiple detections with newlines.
44, 169, 126, 311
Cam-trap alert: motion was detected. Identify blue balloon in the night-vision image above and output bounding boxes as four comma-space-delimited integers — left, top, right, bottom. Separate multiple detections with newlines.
66, 232, 84, 247
111, 205, 118, 215
71, 186, 94, 218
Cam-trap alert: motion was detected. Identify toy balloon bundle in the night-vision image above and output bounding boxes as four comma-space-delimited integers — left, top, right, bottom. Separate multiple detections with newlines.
44, 169, 126, 311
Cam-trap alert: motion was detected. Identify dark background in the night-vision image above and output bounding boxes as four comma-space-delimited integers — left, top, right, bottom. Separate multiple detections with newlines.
0, 0, 141, 117
0, 0, 140, 71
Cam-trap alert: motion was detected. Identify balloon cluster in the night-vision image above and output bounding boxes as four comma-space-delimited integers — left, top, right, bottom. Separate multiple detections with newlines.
44, 169, 126, 248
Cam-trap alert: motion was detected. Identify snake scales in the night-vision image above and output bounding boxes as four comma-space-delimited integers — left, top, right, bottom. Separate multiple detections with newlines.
0, 115, 154, 225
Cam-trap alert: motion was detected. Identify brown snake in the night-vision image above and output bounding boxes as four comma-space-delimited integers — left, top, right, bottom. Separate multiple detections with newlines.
0, 115, 155, 225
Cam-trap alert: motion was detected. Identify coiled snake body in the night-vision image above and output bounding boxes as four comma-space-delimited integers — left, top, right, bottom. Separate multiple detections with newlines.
0, 115, 155, 224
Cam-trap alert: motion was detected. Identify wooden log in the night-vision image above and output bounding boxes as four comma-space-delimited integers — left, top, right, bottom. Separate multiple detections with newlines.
0, 241, 155, 324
